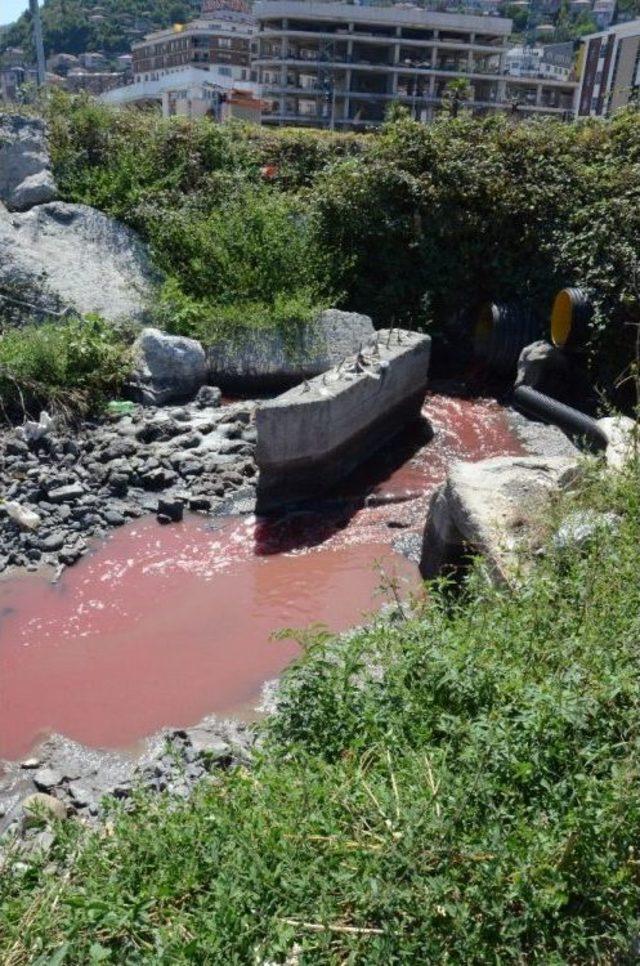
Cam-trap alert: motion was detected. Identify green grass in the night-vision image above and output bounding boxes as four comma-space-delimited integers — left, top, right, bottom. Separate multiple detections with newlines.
2, 461, 640, 962
0, 316, 132, 418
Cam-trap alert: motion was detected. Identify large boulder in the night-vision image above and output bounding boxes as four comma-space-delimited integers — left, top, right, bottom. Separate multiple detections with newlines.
130, 327, 207, 406
0, 115, 58, 212
0, 202, 160, 325
206, 309, 375, 390
420, 455, 579, 584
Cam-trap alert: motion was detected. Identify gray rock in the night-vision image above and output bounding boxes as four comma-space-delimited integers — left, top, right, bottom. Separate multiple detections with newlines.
47, 483, 85, 504
515, 340, 573, 398
41, 532, 65, 552
67, 783, 94, 808
597, 416, 638, 471
206, 309, 375, 390
0, 201, 159, 324
130, 328, 207, 406
188, 731, 230, 761
33, 767, 63, 791
420, 455, 580, 585
103, 509, 125, 526
0, 115, 58, 212
195, 385, 222, 409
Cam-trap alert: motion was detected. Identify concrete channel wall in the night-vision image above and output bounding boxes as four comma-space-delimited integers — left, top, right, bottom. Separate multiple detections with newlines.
255, 329, 431, 510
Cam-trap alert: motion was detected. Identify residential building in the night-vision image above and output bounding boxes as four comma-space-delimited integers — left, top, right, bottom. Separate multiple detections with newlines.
100, 11, 258, 116
253, 0, 577, 128
576, 19, 640, 115
593, 0, 617, 29
540, 42, 576, 80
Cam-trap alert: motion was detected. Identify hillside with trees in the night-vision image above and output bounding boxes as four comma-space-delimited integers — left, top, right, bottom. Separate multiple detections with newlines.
1, 0, 200, 59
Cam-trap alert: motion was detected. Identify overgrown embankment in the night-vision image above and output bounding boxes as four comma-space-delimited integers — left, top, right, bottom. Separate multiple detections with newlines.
2, 461, 640, 961
46, 94, 640, 374
2, 97, 640, 415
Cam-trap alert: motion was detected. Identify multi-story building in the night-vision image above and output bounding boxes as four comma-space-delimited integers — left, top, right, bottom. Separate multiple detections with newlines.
576, 19, 640, 116
253, 0, 577, 128
101, 10, 258, 116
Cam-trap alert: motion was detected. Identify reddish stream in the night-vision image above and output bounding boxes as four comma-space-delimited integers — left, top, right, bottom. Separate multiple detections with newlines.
0, 393, 523, 760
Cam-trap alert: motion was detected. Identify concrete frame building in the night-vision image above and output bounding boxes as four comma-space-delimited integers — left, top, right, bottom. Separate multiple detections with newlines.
576, 19, 640, 116
253, 0, 577, 128
100, 13, 258, 117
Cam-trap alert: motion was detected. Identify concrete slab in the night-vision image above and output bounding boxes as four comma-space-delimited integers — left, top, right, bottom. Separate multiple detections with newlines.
255, 329, 431, 511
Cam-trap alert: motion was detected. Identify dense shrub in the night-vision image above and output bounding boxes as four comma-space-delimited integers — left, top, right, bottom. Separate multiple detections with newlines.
0, 315, 132, 418
45, 94, 640, 387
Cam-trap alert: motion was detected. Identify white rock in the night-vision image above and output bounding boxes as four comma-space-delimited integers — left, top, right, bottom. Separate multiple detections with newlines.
5, 502, 41, 531
597, 415, 638, 471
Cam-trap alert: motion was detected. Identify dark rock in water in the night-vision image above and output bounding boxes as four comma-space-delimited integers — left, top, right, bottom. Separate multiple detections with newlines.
189, 496, 211, 512
157, 498, 184, 523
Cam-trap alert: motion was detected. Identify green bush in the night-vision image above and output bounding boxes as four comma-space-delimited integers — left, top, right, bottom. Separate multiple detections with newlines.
0, 316, 132, 417
43, 94, 640, 386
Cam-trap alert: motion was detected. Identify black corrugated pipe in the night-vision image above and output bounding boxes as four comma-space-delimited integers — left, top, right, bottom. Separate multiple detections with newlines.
513, 385, 608, 453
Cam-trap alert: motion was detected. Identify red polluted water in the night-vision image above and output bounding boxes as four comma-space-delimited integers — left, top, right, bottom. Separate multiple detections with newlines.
0, 392, 523, 760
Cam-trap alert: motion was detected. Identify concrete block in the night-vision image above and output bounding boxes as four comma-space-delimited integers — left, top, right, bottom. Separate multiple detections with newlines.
255, 329, 431, 511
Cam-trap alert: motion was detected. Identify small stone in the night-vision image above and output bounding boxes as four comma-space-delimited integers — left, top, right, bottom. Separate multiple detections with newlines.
189, 496, 211, 512
47, 483, 84, 504
21, 793, 67, 828
103, 509, 125, 526
67, 783, 94, 808
195, 385, 222, 409
33, 767, 63, 791
41, 532, 65, 552
59, 546, 83, 566
188, 731, 230, 762
157, 498, 184, 523
21, 757, 41, 769
6, 437, 29, 456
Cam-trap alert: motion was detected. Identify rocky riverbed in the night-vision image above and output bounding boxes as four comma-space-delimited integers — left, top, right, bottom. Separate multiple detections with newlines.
0, 388, 258, 576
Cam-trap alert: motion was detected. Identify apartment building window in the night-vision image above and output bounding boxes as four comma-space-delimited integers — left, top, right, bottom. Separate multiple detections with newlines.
219, 66, 232, 76
218, 37, 232, 48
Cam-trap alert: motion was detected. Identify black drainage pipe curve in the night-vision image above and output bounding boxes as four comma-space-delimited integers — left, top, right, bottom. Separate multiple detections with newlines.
513, 385, 608, 452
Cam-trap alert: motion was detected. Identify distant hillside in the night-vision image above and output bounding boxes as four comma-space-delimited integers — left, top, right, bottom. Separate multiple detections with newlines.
1, 0, 201, 60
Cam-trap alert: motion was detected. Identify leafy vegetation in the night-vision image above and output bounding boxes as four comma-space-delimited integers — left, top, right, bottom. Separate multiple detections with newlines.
0, 316, 132, 418
1, 0, 200, 60
44, 94, 640, 392
2, 461, 640, 961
